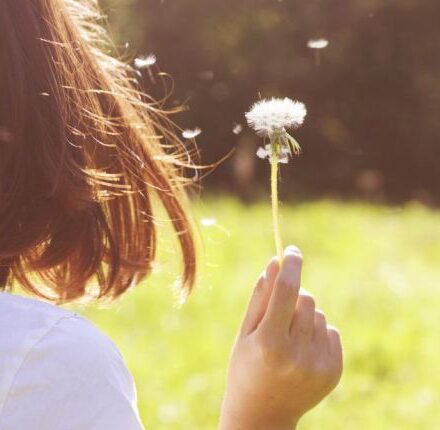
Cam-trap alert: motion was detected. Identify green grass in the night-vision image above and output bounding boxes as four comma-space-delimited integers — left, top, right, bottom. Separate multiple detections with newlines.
71, 196, 440, 429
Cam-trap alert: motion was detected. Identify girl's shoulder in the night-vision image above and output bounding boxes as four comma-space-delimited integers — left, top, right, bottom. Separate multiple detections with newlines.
0, 291, 110, 364
0, 291, 80, 366
0, 292, 143, 429
0, 291, 119, 383
0, 291, 79, 328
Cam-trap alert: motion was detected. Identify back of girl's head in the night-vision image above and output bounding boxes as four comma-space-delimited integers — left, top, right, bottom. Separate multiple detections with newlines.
0, 0, 197, 304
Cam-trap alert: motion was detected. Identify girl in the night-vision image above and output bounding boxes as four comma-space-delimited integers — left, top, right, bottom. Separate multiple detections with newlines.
0, 0, 343, 429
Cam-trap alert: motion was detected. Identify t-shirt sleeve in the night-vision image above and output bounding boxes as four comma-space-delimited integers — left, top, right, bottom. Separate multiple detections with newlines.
0, 315, 145, 430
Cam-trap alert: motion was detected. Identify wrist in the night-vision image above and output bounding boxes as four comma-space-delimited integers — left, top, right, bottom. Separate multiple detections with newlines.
219, 418, 297, 430
219, 407, 299, 430
219, 390, 302, 430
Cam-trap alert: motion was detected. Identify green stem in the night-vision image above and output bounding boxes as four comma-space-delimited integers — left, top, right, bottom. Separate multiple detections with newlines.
271, 152, 283, 262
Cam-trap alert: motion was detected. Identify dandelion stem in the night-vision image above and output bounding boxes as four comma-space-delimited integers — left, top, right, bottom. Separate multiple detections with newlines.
271, 150, 283, 262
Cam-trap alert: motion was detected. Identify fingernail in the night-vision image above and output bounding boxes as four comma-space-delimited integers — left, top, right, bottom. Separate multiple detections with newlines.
268, 255, 280, 266
284, 245, 302, 256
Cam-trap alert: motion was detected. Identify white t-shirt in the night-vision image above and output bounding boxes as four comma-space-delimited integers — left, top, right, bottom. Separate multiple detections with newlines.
0, 291, 145, 430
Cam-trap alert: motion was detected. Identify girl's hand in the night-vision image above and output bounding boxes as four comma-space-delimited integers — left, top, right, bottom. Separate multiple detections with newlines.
219, 246, 343, 430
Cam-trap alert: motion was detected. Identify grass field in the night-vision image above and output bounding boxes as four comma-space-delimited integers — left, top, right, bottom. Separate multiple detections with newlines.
72, 196, 440, 429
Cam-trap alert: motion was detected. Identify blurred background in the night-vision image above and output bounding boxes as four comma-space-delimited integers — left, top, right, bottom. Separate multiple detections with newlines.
72, 1, 440, 429
101, 0, 440, 204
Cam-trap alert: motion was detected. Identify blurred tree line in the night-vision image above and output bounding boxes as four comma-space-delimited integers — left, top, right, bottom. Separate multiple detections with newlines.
101, 0, 440, 204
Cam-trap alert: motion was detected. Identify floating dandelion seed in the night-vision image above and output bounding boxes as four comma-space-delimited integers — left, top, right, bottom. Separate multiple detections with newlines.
201, 217, 217, 227
307, 38, 329, 49
171, 278, 189, 308
182, 127, 202, 140
232, 123, 243, 135
307, 39, 329, 65
200, 216, 230, 236
134, 54, 157, 83
134, 54, 157, 69
246, 97, 307, 261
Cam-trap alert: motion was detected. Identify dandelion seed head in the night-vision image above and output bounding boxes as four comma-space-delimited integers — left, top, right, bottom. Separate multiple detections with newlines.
182, 127, 202, 140
307, 38, 329, 49
134, 54, 157, 69
245, 97, 307, 137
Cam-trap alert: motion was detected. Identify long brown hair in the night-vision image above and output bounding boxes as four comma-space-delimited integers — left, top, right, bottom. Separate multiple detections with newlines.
0, 0, 198, 304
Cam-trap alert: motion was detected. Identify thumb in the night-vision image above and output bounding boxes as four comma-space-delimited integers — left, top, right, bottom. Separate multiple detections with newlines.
240, 256, 280, 336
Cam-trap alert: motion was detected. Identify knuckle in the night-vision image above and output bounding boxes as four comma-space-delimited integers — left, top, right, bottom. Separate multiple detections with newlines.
318, 364, 342, 389
253, 276, 266, 295
277, 277, 292, 291
314, 309, 327, 324
299, 293, 316, 311
256, 329, 289, 366
328, 325, 342, 341
310, 354, 342, 383
312, 360, 329, 379
292, 347, 343, 388
328, 361, 343, 388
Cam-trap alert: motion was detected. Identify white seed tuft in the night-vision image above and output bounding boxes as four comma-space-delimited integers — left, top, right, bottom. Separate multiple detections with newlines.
232, 123, 243, 135
182, 127, 202, 140
134, 54, 157, 69
307, 38, 329, 49
245, 97, 307, 137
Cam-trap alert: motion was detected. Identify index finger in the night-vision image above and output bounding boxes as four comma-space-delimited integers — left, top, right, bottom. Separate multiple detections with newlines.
262, 246, 303, 334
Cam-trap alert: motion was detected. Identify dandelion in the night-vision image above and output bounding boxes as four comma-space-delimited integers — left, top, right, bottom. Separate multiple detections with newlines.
246, 97, 306, 138
246, 97, 307, 261
182, 127, 202, 140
